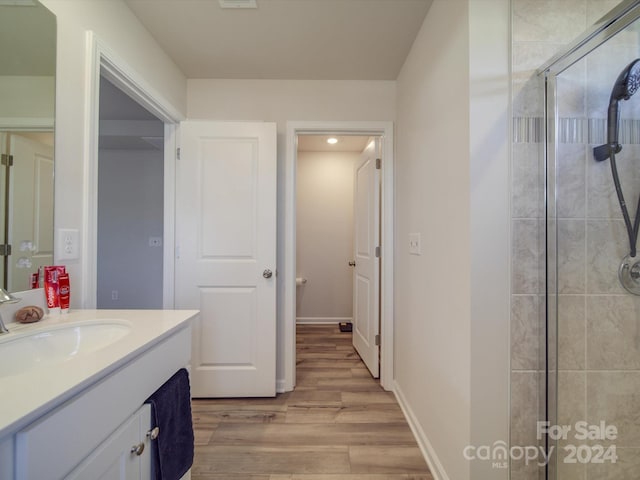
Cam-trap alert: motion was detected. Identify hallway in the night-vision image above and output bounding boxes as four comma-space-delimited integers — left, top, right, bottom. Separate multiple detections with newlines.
190, 324, 433, 479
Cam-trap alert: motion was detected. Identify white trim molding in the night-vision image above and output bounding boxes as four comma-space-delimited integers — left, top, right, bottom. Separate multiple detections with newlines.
284, 120, 395, 393
0, 118, 54, 131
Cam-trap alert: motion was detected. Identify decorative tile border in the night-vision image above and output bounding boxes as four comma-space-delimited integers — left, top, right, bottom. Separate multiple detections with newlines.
513, 117, 544, 144
513, 117, 640, 145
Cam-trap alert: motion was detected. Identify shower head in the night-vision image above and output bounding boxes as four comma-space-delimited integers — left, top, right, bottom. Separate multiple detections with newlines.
593, 58, 640, 162
611, 58, 640, 101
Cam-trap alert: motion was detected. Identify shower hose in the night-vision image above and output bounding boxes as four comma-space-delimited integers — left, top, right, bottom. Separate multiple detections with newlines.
609, 145, 640, 257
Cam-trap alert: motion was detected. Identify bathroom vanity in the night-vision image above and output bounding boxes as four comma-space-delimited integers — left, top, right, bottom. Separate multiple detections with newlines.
0, 308, 197, 479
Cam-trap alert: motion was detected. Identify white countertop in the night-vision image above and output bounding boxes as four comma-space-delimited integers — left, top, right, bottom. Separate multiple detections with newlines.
0, 309, 198, 438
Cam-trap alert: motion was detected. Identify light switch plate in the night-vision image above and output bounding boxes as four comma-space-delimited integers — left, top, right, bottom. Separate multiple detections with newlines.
409, 233, 421, 255
57, 228, 80, 261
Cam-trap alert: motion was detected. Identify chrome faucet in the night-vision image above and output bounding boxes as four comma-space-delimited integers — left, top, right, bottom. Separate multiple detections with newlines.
0, 288, 20, 334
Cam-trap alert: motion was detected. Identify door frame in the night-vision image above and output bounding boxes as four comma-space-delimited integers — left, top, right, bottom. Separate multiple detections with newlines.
83, 31, 183, 308
284, 121, 394, 392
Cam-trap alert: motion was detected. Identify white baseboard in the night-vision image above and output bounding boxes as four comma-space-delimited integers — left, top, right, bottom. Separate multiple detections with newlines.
393, 381, 450, 480
296, 317, 352, 324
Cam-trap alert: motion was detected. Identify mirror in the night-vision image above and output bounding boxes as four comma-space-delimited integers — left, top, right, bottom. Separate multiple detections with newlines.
0, 0, 56, 292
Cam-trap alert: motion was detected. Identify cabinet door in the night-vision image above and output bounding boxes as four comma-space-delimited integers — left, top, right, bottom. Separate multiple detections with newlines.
66, 405, 151, 480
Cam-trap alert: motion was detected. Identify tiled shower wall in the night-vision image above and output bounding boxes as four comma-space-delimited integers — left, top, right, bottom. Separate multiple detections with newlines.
554, 9, 640, 479
510, 1, 625, 479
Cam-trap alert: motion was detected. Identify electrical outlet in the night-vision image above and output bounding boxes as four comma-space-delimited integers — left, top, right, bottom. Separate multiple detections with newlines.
57, 228, 79, 261
111, 290, 118, 301
409, 233, 421, 255
149, 236, 162, 247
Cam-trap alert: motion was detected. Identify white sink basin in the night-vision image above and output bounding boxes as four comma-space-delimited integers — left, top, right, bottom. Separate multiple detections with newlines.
0, 320, 132, 378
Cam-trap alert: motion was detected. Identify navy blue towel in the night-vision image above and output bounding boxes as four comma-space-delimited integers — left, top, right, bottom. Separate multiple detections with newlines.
146, 368, 194, 480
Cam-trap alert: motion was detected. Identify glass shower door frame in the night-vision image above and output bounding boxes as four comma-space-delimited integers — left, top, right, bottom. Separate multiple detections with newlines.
540, 2, 640, 479
543, 71, 558, 480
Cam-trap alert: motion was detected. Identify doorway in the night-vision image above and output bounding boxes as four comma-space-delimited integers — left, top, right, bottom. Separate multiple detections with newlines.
96, 75, 165, 309
284, 121, 395, 393
295, 134, 381, 377
84, 33, 181, 309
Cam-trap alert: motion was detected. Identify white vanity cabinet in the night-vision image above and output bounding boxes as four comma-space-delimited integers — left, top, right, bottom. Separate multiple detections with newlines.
66, 404, 152, 480
0, 310, 196, 480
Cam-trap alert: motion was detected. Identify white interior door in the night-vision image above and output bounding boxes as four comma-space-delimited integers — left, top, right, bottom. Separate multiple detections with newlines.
9, 133, 54, 292
352, 138, 380, 378
176, 121, 277, 397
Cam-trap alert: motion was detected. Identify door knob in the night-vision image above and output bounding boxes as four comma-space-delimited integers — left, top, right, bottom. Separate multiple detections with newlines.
263, 269, 273, 278
348, 261, 356, 267
130, 442, 145, 456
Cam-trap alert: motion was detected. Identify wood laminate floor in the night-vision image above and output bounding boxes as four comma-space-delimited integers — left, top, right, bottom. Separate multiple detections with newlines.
191, 324, 433, 480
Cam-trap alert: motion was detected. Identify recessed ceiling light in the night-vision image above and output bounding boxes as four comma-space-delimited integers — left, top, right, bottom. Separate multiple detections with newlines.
327, 137, 338, 145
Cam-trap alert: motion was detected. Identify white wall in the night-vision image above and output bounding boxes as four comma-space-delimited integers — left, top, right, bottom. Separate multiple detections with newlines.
0, 76, 54, 122
97, 149, 164, 309
187, 79, 395, 385
188, 80, 395, 124
468, 1, 510, 478
395, 2, 471, 478
39, 0, 186, 307
296, 150, 358, 322
394, 0, 509, 479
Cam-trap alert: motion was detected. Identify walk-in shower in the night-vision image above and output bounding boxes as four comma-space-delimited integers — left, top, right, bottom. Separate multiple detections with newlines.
537, 1, 640, 478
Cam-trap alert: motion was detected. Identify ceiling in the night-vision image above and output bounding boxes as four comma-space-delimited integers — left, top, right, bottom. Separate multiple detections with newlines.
99, 76, 159, 122
99, 76, 164, 150
124, 0, 432, 80
100, 0, 433, 149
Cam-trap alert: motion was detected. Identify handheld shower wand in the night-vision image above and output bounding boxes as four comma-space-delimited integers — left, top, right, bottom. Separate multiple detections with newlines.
592, 58, 640, 259
594, 58, 640, 162
592, 59, 640, 294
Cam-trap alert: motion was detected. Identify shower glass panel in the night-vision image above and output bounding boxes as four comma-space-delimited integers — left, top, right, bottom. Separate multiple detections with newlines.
546, 3, 640, 478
